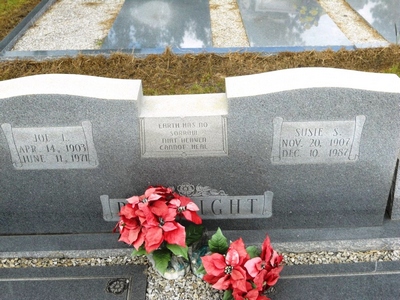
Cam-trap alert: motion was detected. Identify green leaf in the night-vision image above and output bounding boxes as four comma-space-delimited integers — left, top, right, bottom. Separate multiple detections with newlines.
131, 246, 147, 256
185, 224, 204, 246
222, 290, 234, 300
250, 281, 257, 289
152, 249, 171, 275
246, 245, 261, 258
166, 244, 188, 260
208, 228, 228, 254
196, 264, 205, 275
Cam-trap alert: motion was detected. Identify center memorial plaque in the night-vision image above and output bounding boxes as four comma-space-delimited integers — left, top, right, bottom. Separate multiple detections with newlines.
138, 93, 228, 158
140, 115, 228, 158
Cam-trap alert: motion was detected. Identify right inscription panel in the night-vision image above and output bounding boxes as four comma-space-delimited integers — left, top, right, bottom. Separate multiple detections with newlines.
271, 115, 366, 165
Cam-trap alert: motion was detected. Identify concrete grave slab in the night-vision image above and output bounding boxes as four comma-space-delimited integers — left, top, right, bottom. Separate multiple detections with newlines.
0, 265, 147, 300
236, 0, 352, 47
101, 0, 212, 49
2, 217, 400, 257
346, 0, 400, 44
273, 261, 400, 300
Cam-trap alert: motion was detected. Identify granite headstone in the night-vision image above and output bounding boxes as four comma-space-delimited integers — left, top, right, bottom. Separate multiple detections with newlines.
223, 68, 400, 229
389, 155, 400, 220
0, 74, 142, 234
1, 68, 399, 235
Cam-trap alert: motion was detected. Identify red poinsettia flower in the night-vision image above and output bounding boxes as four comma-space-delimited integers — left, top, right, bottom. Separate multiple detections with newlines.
253, 266, 282, 292
202, 238, 249, 293
168, 194, 202, 224
127, 186, 172, 217
232, 282, 270, 300
128, 186, 173, 206
143, 206, 186, 253
244, 236, 283, 291
117, 202, 146, 226
116, 186, 203, 255
127, 187, 162, 206
114, 205, 146, 250
118, 202, 137, 219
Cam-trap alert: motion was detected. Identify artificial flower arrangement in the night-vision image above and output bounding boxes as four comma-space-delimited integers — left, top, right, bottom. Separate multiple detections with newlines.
114, 185, 204, 276
114, 186, 283, 299
201, 229, 283, 300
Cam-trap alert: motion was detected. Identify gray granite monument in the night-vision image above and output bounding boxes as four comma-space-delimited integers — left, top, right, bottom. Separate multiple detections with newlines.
1, 68, 399, 235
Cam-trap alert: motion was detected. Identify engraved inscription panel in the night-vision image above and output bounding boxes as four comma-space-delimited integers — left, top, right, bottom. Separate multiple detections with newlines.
271, 115, 366, 164
100, 192, 273, 221
140, 116, 228, 158
1, 121, 98, 170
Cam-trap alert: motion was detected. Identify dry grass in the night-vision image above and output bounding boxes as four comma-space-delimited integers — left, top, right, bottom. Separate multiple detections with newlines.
83, 2, 103, 7
100, 8, 120, 30
1, 1, 400, 96
1, 46, 400, 95
209, 4, 221, 10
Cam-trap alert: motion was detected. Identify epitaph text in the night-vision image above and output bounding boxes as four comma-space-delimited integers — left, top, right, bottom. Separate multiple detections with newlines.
140, 116, 228, 158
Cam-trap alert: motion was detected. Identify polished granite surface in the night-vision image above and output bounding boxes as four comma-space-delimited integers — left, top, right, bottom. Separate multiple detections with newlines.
0, 265, 147, 300
102, 0, 212, 49
273, 261, 400, 300
237, 0, 352, 47
346, 0, 400, 43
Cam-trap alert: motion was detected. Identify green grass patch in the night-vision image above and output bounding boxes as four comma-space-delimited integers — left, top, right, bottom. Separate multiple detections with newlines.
0, 0, 27, 15
0, 0, 42, 40
387, 64, 400, 77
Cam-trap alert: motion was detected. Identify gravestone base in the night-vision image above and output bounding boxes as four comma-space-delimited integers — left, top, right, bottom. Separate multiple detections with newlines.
1, 228, 400, 300
1, 216, 400, 257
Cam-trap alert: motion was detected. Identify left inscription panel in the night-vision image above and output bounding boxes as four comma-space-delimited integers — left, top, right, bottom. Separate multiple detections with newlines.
1, 121, 98, 170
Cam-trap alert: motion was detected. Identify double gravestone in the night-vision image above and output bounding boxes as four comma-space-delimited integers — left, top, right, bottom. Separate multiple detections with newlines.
1, 68, 399, 235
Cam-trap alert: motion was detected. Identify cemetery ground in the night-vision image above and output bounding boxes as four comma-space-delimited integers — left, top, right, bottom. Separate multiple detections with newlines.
2, 49, 400, 298
1, 0, 400, 95
2, 1, 400, 300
